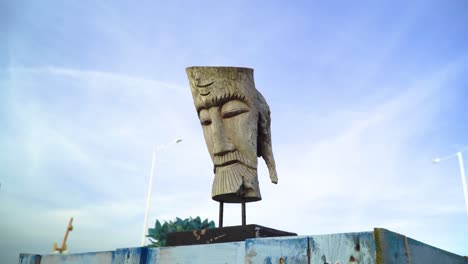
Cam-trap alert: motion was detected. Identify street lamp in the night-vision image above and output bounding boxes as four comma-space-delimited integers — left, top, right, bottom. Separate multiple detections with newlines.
433, 151, 468, 215
140, 138, 183, 246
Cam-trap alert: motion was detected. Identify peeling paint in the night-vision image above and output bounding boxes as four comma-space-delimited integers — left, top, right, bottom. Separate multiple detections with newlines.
310, 232, 376, 264
19, 229, 468, 263
245, 236, 309, 264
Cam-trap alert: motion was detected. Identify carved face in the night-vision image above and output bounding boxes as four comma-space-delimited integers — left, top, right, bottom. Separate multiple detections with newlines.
199, 98, 258, 169
187, 67, 263, 202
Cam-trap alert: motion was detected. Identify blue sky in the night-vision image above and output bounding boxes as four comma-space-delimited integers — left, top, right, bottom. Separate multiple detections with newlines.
2, 0, 468, 262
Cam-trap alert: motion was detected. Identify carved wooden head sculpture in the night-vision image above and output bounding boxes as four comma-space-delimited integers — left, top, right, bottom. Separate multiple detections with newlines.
186, 66, 278, 203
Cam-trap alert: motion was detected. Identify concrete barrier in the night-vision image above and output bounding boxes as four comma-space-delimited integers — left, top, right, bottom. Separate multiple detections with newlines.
19, 228, 467, 264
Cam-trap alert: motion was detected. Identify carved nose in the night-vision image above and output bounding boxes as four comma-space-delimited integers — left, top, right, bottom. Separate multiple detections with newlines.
211, 119, 235, 156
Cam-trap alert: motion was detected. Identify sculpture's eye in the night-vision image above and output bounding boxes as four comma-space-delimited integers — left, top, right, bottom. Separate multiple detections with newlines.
199, 109, 212, 126
221, 100, 249, 119
200, 118, 212, 126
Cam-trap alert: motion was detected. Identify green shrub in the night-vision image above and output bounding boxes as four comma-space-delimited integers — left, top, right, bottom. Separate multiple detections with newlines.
147, 216, 215, 247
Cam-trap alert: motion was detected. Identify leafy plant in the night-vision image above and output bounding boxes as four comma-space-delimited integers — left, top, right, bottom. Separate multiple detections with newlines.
147, 216, 215, 247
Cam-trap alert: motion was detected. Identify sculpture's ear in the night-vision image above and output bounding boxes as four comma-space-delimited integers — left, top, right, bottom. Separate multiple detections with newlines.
256, 92, 271, 158
256, 91, 278, 183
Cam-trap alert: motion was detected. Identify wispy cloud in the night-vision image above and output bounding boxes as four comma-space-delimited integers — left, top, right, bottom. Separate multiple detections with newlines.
2, 66, 212, 262
3, 55, 467, 262
246, 58, 468, 248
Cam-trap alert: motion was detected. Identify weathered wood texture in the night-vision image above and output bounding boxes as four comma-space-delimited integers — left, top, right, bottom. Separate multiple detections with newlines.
309, 231, 376, 264
245, 236, 309, 264
39, 251, 113, 264
145, 248, 160, 264
186, 66, 278, 203
18, 229, 468, 263
157, 242, 244, 263
19, 254, 41, 264
114, 247, 148, 264
166, 225, 297, 246
374, 228, 468, 264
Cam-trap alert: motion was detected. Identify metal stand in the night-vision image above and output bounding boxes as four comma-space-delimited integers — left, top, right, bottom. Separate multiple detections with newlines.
219, 202, 224, 227
242, 201, 246, 226
218, 201, 246, 227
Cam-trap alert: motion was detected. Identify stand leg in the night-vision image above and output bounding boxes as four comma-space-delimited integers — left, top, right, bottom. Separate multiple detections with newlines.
242, 201, 246, 226
219, 202, 224, 228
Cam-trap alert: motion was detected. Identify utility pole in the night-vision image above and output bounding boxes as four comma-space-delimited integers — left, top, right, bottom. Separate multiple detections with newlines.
433, 151, 468, 215
141, 138, 182, 246
456, 152, 468, 215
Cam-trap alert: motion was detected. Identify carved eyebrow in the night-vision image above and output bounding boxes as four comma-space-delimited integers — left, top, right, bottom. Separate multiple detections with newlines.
196, 92, 249, 113
195, 81, 215, 88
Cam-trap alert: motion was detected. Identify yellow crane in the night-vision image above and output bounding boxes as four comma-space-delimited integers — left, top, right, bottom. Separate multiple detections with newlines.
53, 217, 73, 253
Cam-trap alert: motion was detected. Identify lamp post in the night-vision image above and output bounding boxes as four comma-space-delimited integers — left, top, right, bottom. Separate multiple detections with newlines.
433, 151, 468, 215
140, 138, 182, 246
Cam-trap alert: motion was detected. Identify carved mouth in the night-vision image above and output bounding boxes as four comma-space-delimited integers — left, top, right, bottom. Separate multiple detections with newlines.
215, 160, 240, 168
213, 150, 257, 171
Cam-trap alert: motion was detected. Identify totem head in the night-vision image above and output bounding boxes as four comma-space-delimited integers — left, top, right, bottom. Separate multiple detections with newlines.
186, 66, 278, 203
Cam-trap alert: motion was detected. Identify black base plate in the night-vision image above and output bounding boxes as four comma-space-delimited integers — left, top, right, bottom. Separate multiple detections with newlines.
166, 224, 297, 246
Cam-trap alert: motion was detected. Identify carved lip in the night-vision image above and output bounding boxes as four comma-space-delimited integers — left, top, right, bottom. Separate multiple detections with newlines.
214, 159, 256, 170
213, 150, 257, 170
215, 160, 240, 168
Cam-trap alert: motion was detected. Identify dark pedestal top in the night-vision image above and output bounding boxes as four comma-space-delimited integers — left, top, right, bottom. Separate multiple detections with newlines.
166, 224, 297, 246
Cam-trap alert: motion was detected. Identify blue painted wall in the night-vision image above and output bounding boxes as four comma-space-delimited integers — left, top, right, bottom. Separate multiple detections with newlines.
19, 229, 468, 264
